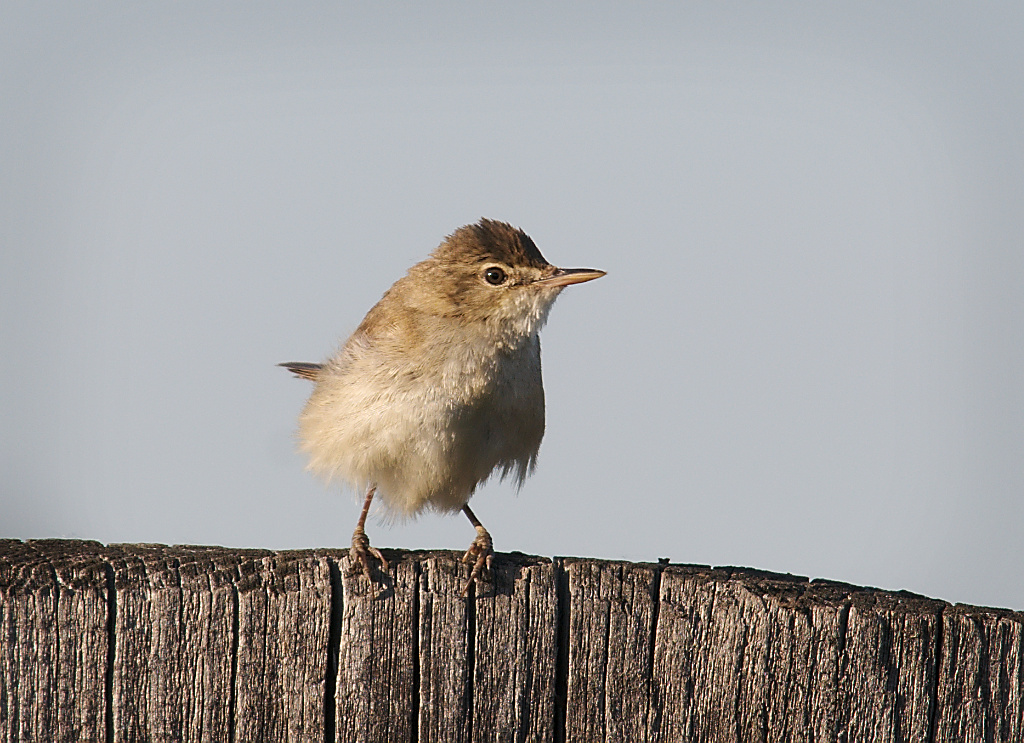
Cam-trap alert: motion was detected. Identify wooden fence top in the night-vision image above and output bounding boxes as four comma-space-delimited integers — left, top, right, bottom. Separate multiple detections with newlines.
1, 538, 1022, 742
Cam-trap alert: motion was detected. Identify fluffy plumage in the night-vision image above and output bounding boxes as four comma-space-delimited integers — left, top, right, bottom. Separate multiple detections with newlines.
281, 219, 603, 591
291, 220, 568, 516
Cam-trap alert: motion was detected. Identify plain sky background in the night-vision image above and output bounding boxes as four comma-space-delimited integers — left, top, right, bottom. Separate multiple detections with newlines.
3, 4, 1022, 611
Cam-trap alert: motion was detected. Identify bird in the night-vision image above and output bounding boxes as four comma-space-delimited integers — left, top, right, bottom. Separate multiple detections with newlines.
280, 218, 605, 593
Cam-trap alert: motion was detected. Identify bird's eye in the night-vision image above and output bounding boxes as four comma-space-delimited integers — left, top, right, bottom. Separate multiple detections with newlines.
484, 266, 507, 285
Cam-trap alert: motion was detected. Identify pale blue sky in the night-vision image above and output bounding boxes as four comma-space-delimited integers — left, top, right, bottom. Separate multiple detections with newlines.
3, 4, 1022, 610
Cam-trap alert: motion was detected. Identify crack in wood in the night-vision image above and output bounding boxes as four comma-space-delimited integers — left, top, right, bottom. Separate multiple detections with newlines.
323, 557, 343, 743
50, 562, 61, 742
227, 579, 239, 743
465, 575, 476, 743
645, 562, 664, 739
553, 557, 570, 743
410, 559, 421, 743
926, 605, 945, 743
103, 560, 116, 743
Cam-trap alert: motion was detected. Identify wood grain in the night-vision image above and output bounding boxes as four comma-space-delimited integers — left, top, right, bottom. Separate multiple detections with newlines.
417, 553, 471, 743
933, 605, 1024, 743
563, 558, 658, 743
334, 548, 417, 743
234, 550, 332, 743
472, 553, 558, 743
109, 544, 261, 743
2, 540, 1022, 743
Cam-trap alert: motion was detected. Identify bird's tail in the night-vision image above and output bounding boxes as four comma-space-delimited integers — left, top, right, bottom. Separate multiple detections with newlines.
278, 361, 323, 381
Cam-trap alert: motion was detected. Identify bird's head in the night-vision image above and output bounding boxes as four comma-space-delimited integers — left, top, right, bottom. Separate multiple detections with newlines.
409, 219, 605, 343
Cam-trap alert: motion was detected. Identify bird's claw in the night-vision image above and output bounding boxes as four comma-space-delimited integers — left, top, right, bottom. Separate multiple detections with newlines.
461, 526, 494, 595
350, 528, 389, 583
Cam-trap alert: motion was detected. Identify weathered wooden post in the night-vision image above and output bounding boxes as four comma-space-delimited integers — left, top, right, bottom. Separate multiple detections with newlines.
1, 539, 1021, 742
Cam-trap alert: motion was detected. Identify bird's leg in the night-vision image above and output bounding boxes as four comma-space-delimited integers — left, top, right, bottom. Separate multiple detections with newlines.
461, 504, 494, 595
350, 485, 389, 581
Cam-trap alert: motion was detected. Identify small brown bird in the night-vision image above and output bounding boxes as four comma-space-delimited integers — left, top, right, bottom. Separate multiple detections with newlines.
281, 219, 604, 592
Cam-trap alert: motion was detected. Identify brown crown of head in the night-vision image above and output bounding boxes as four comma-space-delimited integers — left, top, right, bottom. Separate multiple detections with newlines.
432, 219, 551, 270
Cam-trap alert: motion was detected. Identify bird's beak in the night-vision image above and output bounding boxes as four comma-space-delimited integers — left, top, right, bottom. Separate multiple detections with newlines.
533, 267, 607, 287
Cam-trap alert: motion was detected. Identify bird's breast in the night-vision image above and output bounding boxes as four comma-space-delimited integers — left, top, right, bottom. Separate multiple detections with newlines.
437, 333, 542, 405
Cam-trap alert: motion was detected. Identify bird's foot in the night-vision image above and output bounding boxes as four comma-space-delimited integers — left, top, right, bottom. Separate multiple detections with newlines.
350, 527, 389, 584
461, 525, 494, 596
